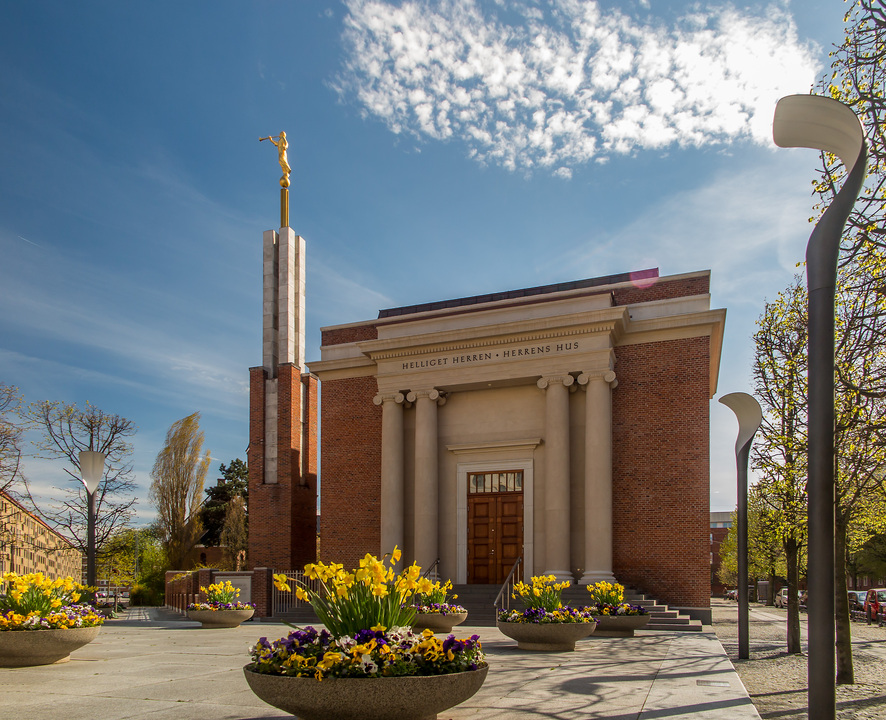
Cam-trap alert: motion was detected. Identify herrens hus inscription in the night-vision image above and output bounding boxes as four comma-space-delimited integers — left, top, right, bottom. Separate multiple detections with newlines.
401, 341, 580, 371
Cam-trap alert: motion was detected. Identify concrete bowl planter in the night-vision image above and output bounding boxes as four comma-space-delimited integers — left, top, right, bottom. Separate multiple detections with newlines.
0, 626, 101, 667
591, 614, 650, 637
243, 664, 488, 720
187, 607, 254, 628
412, 611, 468, 634
496, 620, 595, 651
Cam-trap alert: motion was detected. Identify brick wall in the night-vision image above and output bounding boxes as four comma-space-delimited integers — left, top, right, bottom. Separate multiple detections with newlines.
612, 336, 711, 609
164, 567, 274, 618
322, 325, 378, 346
612, 275, 709, 306
318, 375, 383, 567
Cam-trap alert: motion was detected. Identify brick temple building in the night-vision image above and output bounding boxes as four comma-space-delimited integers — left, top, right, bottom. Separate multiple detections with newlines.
304, 267, 726, 623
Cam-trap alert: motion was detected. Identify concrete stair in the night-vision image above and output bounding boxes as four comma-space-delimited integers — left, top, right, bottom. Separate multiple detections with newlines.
274, 584, 703, 631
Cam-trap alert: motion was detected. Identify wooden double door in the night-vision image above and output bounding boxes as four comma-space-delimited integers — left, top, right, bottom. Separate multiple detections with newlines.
467, 491, 523, 584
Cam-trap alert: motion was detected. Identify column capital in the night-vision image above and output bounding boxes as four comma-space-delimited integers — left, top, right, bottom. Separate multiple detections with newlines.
406, 388, 440, 403
537, 374, 575, 390
373, 392, 405, 406
577, 370, 617, 388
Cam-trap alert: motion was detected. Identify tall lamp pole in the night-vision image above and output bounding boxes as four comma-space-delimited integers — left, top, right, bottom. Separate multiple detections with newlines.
719, 392, 762, 660
773, 94, 867, 720
79, 450, 106, 591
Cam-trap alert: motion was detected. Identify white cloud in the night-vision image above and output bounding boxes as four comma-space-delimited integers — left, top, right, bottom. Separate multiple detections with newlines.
335, 0, 819, 174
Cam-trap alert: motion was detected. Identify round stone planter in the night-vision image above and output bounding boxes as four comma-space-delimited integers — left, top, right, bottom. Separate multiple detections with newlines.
412, 611, 468, 634
496, 620, 595, 651
187, 607, 254, 628
0, 626, 101, 667
591, 614, 650, 637
243, 664, 488, 720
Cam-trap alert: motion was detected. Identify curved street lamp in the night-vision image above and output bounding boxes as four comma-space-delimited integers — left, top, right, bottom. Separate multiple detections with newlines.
719, 392, 762, 661
773, 94, 867, 720
79, 450, 106, 592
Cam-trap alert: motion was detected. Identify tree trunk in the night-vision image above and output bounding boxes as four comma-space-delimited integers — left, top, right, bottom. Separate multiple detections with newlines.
785, 536, 801, 654
768, 570, 777, 606
835, 515, 854, 684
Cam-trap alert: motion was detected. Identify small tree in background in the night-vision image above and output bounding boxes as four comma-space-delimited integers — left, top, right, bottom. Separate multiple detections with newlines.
220, 495, 248, 570
200, 459, 248, 547
149, 412, 209, 570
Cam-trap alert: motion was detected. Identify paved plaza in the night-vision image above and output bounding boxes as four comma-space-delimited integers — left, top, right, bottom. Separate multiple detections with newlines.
0, 608, 759, 720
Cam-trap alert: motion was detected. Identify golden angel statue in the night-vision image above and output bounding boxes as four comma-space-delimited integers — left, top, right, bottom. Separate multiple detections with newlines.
260, 131, 291, 187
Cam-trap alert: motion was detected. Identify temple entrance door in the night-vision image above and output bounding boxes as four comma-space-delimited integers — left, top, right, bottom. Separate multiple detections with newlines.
466, 470, 524, 584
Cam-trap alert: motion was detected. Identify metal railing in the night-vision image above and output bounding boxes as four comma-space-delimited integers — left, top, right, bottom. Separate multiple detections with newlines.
494, 556, 523, 611
271, 570, 319, 616
421, 557, 441, 583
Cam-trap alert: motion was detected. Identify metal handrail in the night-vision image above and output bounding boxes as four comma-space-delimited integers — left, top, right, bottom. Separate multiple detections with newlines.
421, 557, 441, 582
494, 556, 523, 611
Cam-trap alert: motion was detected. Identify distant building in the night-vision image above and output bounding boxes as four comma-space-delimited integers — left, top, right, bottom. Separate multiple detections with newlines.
0, 491, 82, 580
710, 510, 733, 596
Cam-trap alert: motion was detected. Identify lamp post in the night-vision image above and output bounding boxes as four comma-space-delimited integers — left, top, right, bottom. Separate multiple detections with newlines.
79, 450, 106, 591
773, 94, 867, 720
719, 392, 762, 660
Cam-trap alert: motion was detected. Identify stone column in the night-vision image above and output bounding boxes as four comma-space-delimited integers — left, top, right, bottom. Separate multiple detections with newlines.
407, 388, 441, 570
537, 375, 574, 582
578, 370, 617, 585
374, 392, 405, 557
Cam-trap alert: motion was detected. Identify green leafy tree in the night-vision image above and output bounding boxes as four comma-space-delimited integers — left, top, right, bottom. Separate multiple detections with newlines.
752, 276, 808, 652
810, 0, 886, 683
718, 501, 784, 602
199, 459, 248, 547
149, 412, 210, 570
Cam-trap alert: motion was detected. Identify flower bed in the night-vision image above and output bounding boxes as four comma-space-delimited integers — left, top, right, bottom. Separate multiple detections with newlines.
585, 581, 648, 617
188, 601, 255, 611
497, 606, 596, 624
0, 572, 104, 631
249, 624, 484, 679
0, 604, 104, 631
414, 602, 467, 615
187, 580, 255, 612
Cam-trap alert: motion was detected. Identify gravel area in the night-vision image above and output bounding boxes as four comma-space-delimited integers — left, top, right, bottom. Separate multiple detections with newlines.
710, 598, 886, 719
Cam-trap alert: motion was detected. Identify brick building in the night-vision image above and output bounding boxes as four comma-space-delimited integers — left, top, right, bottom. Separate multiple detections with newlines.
0, 490, 82, 580
305, 268, 726, 622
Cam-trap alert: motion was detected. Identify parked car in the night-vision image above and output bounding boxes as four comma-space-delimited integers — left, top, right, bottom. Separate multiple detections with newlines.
863, 588, 886, 624
848, 590, 866, 612
774, 587, 800, 609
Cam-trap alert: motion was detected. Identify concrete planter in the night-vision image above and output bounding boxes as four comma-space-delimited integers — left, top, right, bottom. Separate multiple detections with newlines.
496, 620, 595, 651
0, 626, 101, 667
412, 611, 467, 634
187, 607, 254, 628
243, 664, 488, 720
591, 614, 650, 637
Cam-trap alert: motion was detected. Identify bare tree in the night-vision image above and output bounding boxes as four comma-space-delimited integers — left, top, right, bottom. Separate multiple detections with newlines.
0, 383, 25, 496
23, 400, 137, 559
149, 412, 209, 570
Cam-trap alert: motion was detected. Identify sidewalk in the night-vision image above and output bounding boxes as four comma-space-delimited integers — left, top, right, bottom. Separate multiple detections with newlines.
0, 609, 760, 720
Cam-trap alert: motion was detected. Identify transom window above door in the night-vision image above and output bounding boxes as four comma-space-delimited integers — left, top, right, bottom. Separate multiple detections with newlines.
468, 470, 523, 493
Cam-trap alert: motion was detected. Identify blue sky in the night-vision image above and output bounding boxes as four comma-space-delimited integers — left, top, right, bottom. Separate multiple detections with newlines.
0, 0, 849, 523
